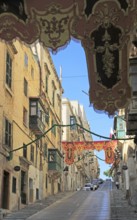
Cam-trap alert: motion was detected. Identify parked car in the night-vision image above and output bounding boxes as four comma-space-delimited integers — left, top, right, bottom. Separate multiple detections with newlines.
91, 179, 99, 189
106, 178, 111, 181
97, 178, 104, 184
90, 183, 96, 190
83, 183, 96, 191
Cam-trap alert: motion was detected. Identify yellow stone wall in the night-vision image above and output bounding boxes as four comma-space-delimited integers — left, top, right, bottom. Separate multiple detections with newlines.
0, 41, 63, 211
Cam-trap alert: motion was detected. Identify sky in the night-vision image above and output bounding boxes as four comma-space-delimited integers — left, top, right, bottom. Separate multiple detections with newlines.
50, 39, 113, 179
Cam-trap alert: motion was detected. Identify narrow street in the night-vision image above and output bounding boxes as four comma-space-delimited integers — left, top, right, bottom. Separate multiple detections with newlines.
0, 3, 137, 220
3, 180, 137, 220
27, 181, 111, 220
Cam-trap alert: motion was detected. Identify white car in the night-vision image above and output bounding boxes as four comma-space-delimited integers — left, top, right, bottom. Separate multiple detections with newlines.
83, 183, 96, 191
91, 179, 99, 189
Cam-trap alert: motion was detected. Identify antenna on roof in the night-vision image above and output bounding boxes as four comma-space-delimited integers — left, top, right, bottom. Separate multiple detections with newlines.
59, 65, 62, 83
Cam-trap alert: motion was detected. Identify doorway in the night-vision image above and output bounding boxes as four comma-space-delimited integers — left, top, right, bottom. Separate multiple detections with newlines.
21, 170, 27, 204
2, 170, 10, 209
29, 178, 33, 203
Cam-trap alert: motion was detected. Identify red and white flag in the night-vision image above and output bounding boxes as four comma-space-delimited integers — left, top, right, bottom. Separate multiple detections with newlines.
110, 128, 114, 138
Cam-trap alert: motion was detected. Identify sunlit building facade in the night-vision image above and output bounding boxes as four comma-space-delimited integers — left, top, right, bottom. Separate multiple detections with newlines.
62, 98, 98, 190
0, 41, 63, 211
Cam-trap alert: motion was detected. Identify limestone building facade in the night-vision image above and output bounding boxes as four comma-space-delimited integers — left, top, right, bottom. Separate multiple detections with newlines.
0, 41, 63, 211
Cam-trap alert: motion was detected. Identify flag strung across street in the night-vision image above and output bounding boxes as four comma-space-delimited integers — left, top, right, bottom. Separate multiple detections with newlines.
62, 140, 117, 165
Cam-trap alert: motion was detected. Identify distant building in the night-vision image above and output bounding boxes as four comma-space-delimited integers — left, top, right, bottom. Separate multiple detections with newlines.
62, 98, 98, 190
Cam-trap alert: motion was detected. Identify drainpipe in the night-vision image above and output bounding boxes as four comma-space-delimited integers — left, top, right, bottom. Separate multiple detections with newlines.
125, 169, 130, 199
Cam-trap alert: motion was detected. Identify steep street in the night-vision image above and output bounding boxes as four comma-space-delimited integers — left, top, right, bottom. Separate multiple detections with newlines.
3, 180, 137, 220
0, 2, 137, 220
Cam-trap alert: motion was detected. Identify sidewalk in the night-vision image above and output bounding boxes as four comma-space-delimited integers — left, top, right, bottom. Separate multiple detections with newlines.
2, 191, 76, 220
2, 187, 137, 220
110, 186, 137, 220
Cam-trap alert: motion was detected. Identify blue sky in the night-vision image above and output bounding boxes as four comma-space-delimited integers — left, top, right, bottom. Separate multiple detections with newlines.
50, 39, 113, 179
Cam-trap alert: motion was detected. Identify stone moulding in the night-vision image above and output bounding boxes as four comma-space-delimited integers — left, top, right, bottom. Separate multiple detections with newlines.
0, 0, 137, 115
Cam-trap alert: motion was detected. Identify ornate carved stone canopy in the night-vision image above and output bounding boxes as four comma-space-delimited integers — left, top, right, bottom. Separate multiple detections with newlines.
0, 0, 137, 115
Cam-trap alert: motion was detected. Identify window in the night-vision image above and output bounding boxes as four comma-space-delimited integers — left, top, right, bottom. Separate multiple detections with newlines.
30, 145, 34, 162
44, 143, 47, 159
36, 188, 39, 200
6, 52, 12, 88
45, 174, 48, 189
30, 100, 37, 115
29, 99, 46, 124
12, 177, 16, 193
51, 120, 56, 135
24, 52, 28, 67
70, 116, 76, 130
24, 78, 28, 96
57, 95, 61, 112
45, 75, 48, 93
49, 151, 55, 162
38, 108, 43, 121
45, 110, 49, 124
23, 143, 27, 158
5, 118, 12, 148
31, 66, 34, 79
39, 139, 42, 150
52, 90, 55, 106
23, 107, 28, 126
44, 63, 50, 93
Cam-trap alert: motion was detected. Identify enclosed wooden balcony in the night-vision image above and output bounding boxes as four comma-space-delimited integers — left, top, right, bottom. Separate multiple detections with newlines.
29, 98, 46, 135
48, 149, 63, 176
29, 115, 45, 135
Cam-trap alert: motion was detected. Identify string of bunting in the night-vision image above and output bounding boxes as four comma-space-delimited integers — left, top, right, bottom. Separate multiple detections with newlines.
6, 123, 134, 161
